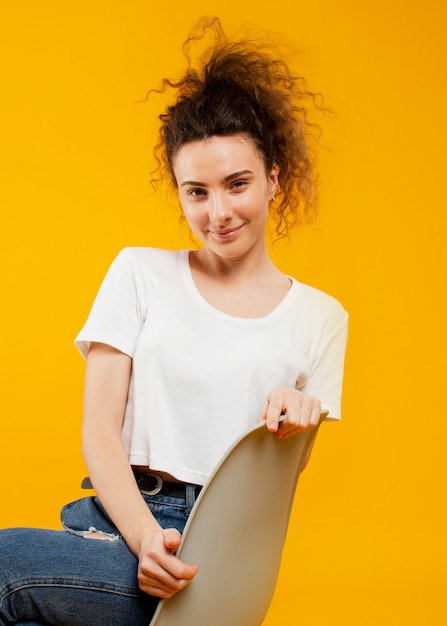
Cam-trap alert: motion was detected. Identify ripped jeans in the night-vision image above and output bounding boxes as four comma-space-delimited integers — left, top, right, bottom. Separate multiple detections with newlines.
0, 494, 190, 626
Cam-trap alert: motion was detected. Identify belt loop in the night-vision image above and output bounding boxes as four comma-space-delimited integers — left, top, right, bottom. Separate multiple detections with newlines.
185, 484, 196, 517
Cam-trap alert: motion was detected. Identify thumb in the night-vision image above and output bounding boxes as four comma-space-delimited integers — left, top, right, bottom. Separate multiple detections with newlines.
163, 528, 182, 552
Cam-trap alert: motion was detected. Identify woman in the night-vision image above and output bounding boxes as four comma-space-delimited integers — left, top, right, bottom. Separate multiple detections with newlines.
0, 17, 347, 626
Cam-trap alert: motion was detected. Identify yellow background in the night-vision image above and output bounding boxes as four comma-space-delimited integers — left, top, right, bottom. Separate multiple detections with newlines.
1, 1, 446, 624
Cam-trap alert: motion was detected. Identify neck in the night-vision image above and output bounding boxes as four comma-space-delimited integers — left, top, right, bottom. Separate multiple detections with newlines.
190, 245, 277, 285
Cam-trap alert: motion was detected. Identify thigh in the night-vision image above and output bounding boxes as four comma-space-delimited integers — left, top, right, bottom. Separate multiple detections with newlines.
0, 527, 157, 626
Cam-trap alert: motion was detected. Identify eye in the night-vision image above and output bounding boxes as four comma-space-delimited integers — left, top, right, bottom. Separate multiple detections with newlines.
231, 179, 249, 191
187, 188, 207, 198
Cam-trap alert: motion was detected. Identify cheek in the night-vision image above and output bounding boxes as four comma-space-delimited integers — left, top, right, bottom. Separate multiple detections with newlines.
182, 207, 207, 232
245, 192, 270, 218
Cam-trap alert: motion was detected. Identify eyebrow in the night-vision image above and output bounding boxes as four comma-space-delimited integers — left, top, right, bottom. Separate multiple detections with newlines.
180, 170, 254, 187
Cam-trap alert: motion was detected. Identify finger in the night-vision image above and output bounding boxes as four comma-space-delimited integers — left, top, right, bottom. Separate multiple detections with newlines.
276, 405, 322, 439
264, 392, 290, 432
309, 401, 322, 427
163, 528, 182, 552
139, 571, 193, 598
297, 395, 321, 429
146, 549, 198, 581
296, 393, 313, 428
265, 404, 281, 432
139, 555, 198, 596
141, 533, 198, 581
139, 553, 198, 589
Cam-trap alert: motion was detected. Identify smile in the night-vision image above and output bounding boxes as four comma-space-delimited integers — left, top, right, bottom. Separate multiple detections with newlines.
208, 224, 245, 239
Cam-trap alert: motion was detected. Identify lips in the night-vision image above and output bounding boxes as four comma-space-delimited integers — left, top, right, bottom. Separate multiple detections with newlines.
209, 224, 245, 238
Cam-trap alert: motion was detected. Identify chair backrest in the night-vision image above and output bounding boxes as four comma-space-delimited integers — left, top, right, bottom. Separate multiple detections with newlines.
149, 420, 321, 626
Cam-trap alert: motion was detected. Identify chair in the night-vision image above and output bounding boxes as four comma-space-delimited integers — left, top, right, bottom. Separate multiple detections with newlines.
149, 418, 323, 626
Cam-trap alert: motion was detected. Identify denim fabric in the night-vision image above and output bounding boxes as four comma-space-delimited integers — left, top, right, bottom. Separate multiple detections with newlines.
0, 494, 189, 626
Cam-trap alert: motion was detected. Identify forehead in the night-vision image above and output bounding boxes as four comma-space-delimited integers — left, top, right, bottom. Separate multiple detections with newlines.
172, 134, 265, 181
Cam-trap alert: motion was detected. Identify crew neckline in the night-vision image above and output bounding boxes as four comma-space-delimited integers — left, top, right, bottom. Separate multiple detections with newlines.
179, 249, 299, 322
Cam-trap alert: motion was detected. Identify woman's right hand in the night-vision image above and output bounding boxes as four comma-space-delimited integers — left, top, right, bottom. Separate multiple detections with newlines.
137, 528, 199, 598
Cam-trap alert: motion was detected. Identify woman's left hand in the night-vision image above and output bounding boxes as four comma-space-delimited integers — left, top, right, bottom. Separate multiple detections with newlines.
257, 386, 321, 438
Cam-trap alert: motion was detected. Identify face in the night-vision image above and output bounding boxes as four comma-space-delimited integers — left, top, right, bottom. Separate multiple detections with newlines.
172, 134, 278, 262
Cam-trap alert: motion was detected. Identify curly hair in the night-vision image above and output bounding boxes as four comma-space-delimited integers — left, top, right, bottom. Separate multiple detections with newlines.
149, 17, 324, 238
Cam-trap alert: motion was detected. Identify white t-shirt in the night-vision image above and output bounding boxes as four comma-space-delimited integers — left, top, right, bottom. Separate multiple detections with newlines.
75, 247, 348, 485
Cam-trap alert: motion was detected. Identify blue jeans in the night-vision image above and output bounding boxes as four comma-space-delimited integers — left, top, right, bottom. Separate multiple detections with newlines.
0, 494, 190, 625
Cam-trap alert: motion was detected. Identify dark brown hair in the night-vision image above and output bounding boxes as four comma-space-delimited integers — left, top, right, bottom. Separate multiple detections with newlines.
150, 17, 323, 238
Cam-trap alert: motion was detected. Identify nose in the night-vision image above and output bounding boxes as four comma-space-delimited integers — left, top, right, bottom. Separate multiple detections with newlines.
208, 192, 233, 224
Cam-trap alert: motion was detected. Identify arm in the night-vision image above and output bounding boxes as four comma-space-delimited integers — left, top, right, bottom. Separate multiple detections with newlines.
82, 342, 198, 598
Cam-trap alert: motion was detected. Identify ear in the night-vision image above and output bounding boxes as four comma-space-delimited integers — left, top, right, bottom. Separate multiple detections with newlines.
268, 164, 279, 197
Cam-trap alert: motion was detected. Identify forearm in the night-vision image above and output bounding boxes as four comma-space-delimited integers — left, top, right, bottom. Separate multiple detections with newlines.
82, 421, 160, 556
82, 343, 160, 556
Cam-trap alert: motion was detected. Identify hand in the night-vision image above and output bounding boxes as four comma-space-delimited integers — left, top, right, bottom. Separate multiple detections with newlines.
138, 528, 199, 598
258, 386, 321, 439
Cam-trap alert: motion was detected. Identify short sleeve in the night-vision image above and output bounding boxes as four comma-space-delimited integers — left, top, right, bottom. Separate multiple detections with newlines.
75, 248, 154, 359
303, 300, 349, 420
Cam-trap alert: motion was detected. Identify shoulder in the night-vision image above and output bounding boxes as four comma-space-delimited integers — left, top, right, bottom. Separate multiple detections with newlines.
286, 282, 349, 375
111, 247, 187, 279
294, 280, 347, 318
290, 280, 348, 339
117, 246, 185, 266
97, 247, 188, 306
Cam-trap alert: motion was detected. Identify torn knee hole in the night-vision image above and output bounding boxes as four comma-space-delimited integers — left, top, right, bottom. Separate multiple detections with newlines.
84, 530, 112, 540
82, 527, 119, 542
